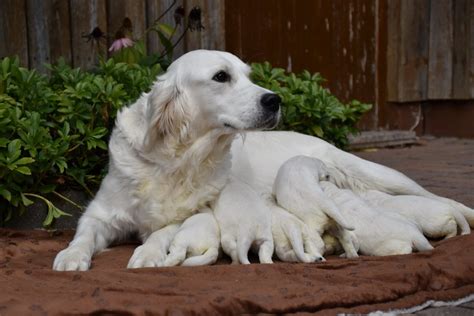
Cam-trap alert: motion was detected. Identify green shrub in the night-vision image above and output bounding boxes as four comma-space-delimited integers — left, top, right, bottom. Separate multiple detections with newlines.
251, 62, 372, 148
0, 56, 371, 226
0, 57, 161, 225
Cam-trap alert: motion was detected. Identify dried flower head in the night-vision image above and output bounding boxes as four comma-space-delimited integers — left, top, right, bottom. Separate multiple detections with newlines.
174, 5, 185, 26
122, 17, 133, 33
188, 6, 204, 32
82, 27, 106, 43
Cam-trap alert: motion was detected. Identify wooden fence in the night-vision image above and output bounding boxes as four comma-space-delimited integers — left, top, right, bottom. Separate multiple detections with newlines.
0, 0, 224, 72
1, 0, 473, 137
386, 0, 474, 101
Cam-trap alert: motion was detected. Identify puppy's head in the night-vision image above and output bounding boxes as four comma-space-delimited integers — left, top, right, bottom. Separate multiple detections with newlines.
144, 50, 281, 148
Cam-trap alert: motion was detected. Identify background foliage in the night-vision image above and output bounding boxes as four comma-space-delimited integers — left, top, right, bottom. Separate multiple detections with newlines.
251, 62, 372, 149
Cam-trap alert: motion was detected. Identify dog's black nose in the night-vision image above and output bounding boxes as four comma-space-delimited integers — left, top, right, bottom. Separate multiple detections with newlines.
260, 93, 281, 113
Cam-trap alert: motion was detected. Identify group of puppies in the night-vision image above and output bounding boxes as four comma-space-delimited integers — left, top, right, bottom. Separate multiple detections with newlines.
159, 155, 470, 266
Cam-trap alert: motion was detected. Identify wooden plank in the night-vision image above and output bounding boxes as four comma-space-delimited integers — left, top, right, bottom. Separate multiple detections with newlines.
398, 0, 430, 102
70, 0, 107, 69
386, 0, 401, 101
26, 0, 52, 73
452, 0, 470, 99
49, 0, 72, 65
470, 0, 474, 98
0, 0, 29, 67
428, 0, 453, 99
184, 0, 225, 52
224, 0, 242, 57
107, 0, 146, 50
146, 0, 185, 59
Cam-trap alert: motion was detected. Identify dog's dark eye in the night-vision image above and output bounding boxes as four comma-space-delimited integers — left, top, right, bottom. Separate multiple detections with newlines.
212, 71, 230, 83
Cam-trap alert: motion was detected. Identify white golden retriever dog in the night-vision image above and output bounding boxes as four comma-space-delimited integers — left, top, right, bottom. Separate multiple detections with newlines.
54, 50, 474, 271
54, 50, 280, 271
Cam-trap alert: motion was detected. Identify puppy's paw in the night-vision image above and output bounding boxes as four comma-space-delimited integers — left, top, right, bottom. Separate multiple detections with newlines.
53, 247, 91, 271
127, 244, 166, 269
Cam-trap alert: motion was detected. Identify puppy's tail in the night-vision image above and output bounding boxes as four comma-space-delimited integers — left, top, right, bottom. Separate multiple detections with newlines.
412, 234, 434, 253
181, 247, 219, 267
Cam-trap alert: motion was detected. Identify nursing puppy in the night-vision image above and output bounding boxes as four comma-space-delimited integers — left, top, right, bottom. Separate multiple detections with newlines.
164, 209, 220, 267
269, 202, 325, 263
273, 156, 359, 258
213, 177, 274, 264
321, 181, 434, 256
360, 190, 470, 239
54, 50, 280, 271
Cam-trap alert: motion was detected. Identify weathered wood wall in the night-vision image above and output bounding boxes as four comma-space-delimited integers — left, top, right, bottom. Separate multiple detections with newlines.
387, 0, 474, 101
1, 0, 473, 137
226, 0, 377, 106
0, 0, 225, 70
225, 0, 474, 136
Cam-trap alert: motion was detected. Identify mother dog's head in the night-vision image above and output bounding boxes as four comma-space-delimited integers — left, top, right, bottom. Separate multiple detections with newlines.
144, 50, 281, 147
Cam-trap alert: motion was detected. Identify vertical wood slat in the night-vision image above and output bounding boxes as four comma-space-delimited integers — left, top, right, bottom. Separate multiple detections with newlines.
386, 0, 401, 102
69, 0, 107, 70
470, 0, 474, 98
146, 0, 185, 58
0, 0, 29, 67
184, 0, 225, 52
106, 0, 146, 49
428, 0, 453, 99
26, 0, 72, 73
452, 0, 471, 99
50, 0, 72, 65
398, 0, 430, 102
27, 0, 52, 73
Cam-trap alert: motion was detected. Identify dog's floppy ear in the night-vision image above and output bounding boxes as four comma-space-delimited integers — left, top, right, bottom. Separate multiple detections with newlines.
143, 76, 189, 150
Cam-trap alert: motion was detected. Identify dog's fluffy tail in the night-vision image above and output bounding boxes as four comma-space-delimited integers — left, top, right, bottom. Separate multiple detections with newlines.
181, 247, 219, 267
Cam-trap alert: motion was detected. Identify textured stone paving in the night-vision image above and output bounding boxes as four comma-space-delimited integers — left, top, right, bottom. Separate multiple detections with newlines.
356, 137, 474, 315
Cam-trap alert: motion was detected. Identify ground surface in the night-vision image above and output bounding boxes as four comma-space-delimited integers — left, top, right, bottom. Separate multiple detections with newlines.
1, 137, 473, 315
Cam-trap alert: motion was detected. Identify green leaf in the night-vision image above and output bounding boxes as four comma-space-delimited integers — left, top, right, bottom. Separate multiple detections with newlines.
7, 139, 21, 155
20, 193, 34, 206
0, 188, 12, 201
15, 157, 35, 165
15, 166, 31, 175
157, 23, 176, 37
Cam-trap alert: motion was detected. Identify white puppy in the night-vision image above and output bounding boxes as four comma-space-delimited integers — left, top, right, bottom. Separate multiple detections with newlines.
214, 177, 274, 264
54, 50, 280, 271
269, 202, 325, 263
321, 181, 433, 256
164, 209, 220, 267
273, 156, 359, 258
360, 190, 470, 239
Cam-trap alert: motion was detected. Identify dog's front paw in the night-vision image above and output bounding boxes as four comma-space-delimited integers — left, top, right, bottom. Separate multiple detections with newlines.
127, 244, 166, 269
53, 247, 91, 271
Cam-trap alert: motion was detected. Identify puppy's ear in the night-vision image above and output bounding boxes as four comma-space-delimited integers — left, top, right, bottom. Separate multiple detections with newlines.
143, 77, 189, 150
